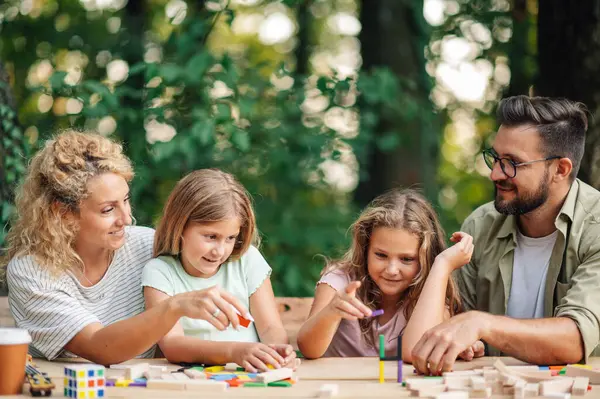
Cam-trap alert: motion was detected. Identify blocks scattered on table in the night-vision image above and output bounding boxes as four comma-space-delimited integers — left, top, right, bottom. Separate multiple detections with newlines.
406, 360, 594, 399
63, 364, 105, 398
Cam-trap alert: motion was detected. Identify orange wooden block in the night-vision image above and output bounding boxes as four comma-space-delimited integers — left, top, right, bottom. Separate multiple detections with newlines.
237, 314, 251, 328
226, 379, 244, 387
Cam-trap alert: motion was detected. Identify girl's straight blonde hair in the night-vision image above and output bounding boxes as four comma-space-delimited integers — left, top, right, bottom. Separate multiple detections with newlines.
323, 188, 462, 347
153, 169, 257, 259
1, 130, 133, 276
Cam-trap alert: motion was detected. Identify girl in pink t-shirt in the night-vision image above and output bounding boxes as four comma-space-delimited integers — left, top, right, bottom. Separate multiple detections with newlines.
297, 189, 484, 366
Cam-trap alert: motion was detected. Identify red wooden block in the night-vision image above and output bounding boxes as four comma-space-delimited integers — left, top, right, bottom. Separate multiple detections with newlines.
237, 314, 251, 328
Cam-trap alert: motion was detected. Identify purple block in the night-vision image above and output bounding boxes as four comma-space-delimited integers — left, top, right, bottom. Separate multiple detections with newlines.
397, 360, 403, 383
105, 380, 116, 387
129, 381, 147, 387
371, 309, 384, 317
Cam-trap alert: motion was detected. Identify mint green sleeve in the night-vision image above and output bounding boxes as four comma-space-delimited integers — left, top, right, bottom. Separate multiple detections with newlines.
243, 246, 272, 295
141, 258, 175, 296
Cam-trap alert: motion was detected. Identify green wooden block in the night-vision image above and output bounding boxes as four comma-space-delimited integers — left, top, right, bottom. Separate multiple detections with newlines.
268, 381, 292, 387
191, 366, 204, 372
244, 382, 267, 387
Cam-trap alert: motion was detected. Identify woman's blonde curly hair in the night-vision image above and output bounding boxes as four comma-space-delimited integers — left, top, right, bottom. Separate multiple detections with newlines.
1, 130, 133, 277
322, 188, 463, 348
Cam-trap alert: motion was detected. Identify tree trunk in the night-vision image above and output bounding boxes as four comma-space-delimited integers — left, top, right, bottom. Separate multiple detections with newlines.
355, 0, 438, 207
506, 0, 536, 97
536, 0, 600, 187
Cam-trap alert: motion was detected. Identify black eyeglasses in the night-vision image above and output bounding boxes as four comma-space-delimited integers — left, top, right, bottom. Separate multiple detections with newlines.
482, 148, 561, 178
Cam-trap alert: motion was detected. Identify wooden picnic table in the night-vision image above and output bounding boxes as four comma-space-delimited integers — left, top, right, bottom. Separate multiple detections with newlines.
11, 356, 599, 398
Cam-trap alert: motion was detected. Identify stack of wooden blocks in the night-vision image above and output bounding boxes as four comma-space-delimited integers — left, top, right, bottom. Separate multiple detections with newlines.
404, 360, 595, 399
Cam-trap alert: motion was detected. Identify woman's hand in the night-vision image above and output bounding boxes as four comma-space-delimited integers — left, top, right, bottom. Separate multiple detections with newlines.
171, 285, 250, 331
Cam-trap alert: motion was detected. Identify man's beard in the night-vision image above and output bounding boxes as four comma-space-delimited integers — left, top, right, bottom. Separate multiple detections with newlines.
494, 168, 550, 215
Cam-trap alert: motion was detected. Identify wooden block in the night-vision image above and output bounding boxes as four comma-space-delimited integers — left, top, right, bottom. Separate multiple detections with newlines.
204, 366, 225, 373
503, 386, 515, 395
435, 392, 469, 399
115, 379, 132, 387
413, 384, 446, 398
507, 366, 541, 372
539, 377, 574, 395
225, 363, 242, 371
406, 378, 443, 390
513, 379, 526, 399
185, 380, 228, 391
470, 387, 492, 398
444, 376, 471, 390
565, 365, 600, 384
572, 376, 589, 396
256, 367, 294, 383
483, 370, 499, 382
160, 373, 176, 380
443, 370, 482, 376
183, 368, 207, 380
145, 365, 167, 379
470, 376, 486, 391
171, 372, 190, 381
524, 383, 539, 397
317, 384, 339, 398
147, 379, 186, 390
494, 359, 553, 382
125, 363, 149, 380
491, 380, 503, 394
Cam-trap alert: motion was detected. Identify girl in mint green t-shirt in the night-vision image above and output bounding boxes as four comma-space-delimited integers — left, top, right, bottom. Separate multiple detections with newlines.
141, 169, 295, 372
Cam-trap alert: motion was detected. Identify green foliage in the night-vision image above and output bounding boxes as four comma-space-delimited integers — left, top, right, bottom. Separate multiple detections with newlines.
0, 0, 435, 296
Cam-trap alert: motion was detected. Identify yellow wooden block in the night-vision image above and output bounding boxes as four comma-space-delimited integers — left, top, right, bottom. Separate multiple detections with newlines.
78, 380, 85, 388
115, 379, 133, 387
204, 366, 225, 373
237, 375, 252, 381
379, 361, 384, 384
64, 377, 69, 386
267, 364, 275, 370
78, 371, 86, 378
572, 364, 593, 370
78, 391, 86, 399
89, 391, 96, 398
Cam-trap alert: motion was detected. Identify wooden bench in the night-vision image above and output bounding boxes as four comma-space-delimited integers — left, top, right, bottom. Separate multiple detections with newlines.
0, 296, 312, 349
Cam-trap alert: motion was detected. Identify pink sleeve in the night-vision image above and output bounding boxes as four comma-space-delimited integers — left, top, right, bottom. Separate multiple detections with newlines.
317, 271, 351, 292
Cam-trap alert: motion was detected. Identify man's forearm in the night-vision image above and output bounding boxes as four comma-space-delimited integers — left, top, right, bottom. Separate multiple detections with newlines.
480, 313, 584, 364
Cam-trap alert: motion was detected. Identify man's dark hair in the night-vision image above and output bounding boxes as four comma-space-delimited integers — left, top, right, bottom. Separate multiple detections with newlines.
497, 95, 588, 181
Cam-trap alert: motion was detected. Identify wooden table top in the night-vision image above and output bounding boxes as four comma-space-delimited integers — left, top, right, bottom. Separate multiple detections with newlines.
11, 356, 600, 398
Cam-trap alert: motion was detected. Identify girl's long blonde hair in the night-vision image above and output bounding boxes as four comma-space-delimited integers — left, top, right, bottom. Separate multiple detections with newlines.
153, 169, 258, 260
1, 130, 133, 276
323, 188, 462, 347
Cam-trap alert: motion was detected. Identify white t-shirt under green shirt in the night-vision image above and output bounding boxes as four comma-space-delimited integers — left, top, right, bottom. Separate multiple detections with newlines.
141, 245, 271, 343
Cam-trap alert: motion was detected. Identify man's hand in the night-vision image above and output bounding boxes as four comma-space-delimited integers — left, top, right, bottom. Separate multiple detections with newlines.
411, 311, 490, 375
458, 340, 485, 361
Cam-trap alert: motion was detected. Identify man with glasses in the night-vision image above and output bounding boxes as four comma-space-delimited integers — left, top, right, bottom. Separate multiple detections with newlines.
411, 95, 600, 374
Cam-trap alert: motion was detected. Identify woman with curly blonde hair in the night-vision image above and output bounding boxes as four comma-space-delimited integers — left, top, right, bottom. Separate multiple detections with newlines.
3, 130, 248, 364
298, 189, 483, 366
